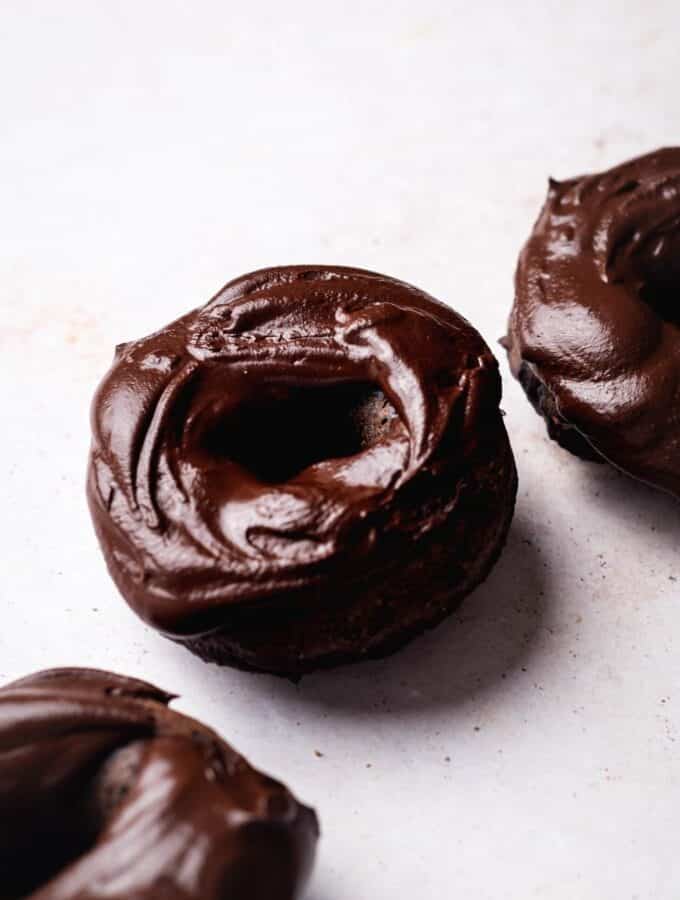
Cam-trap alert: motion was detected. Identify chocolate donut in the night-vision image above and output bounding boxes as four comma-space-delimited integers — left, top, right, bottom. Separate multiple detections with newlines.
505, 148, 680, 497
88, 265, 517, 675
0, 667, 318, 899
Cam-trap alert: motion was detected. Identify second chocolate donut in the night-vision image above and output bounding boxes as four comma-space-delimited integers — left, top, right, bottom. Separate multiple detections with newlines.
505, 148, 680, 498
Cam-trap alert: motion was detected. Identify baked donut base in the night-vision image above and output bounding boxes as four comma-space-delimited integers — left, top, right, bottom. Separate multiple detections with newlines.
514, 362, 604, 464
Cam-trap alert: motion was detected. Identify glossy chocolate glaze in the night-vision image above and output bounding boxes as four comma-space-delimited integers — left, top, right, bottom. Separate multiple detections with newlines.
0, 668, 318, 899
88, 266, 516, 673
505, 148, 680, 497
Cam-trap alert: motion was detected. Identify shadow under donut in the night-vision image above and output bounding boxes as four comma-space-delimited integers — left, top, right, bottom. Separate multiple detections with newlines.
276, 515, 549, 716
578, 459, 679, 551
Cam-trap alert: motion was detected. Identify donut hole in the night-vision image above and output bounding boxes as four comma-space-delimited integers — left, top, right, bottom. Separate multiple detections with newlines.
200, 381, 400, 483
634, 230, 680, 325
1, 743, 144, 898
1, 793, 98, 897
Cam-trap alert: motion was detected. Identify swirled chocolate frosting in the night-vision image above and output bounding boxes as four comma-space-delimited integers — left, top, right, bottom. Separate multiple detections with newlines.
88, 266, 516, 673
0, 668, 318, 899
505, 148, 680, 497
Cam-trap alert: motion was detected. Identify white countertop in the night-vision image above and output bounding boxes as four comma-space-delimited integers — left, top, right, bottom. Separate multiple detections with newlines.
2, 2, 680, 897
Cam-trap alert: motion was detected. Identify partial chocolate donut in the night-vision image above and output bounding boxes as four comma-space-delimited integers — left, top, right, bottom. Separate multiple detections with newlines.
88, 265, 517, 675
505, 148, 680, 496
0, 668, 318, 899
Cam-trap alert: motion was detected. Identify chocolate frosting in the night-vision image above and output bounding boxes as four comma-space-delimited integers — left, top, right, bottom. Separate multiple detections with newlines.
0, 668, 318, 899
505, 148, 680, 497
88, 266, 515, 671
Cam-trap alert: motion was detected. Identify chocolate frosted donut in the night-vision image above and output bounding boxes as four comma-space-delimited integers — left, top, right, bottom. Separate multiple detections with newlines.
0, 668, 318, 899
505, 148, 680, 497
88, 265, 517, 675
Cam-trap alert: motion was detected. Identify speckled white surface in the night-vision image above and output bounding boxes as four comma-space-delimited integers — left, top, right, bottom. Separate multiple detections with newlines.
2, 2, 680, 897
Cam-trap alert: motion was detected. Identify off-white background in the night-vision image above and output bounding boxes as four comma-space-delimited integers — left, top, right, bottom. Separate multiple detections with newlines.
2, 2, 679, 898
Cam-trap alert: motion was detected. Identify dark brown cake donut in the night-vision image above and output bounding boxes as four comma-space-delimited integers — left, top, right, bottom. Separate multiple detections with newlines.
505, 148, 680, 497
88, 265, 517, 675
0, 668, 318, 899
